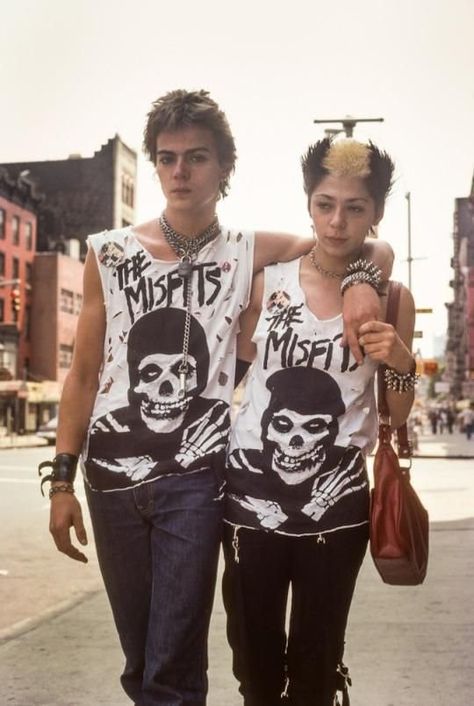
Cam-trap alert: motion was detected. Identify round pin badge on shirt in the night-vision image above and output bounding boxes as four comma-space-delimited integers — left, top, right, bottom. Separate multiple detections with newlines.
98, 241, 125, 268
266, 290, 291, 312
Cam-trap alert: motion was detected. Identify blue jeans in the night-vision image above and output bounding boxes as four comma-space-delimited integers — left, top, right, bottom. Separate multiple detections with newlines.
85, 468, 223, 706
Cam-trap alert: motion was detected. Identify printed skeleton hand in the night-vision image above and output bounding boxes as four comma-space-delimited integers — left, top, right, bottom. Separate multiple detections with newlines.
302, 463, 367, 522
234, 494, 288, 529
176, 403, 229, 468
92, 455, 156, 481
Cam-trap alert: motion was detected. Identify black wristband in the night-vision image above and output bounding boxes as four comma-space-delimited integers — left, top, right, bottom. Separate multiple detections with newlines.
234, 359, 251, 388
38, 453, 78, 496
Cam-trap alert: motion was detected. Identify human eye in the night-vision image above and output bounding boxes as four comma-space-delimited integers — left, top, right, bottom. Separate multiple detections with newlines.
348, 204, 364, 214
189, 152, 207, 164
157, 154, 173, 165
315, 200, 332, 211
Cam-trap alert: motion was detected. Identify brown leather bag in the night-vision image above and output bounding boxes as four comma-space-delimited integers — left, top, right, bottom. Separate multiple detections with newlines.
369, 282, 429, 585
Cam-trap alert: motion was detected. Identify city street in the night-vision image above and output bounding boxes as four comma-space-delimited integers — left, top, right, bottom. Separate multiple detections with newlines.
1, 440, 473, 705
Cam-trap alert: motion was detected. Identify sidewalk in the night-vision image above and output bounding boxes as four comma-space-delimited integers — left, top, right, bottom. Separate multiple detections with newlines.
0, 433, 47, 449
1, 517, 473, 705
414, 429, 474, 458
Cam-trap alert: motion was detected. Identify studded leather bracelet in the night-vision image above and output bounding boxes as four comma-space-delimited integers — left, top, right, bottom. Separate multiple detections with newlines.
38, 453, 78, 496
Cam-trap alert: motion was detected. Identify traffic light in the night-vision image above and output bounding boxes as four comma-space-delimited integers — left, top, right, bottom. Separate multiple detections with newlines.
422, 360, 438, 376
10, 287, 21, 313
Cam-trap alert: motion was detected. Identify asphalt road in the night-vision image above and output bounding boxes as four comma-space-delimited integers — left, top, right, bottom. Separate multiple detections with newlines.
1, 447, 473, 705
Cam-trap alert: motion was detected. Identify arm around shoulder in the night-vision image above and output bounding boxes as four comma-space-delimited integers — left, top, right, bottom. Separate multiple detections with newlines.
253, 231, 312, 273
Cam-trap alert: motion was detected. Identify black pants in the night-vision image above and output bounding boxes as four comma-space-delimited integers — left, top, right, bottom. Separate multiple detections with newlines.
222, 524, 368, 706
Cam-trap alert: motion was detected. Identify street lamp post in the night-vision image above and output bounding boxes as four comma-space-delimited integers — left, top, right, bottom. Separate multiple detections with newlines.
405, 192, 413, 291
313, 116, 384, 138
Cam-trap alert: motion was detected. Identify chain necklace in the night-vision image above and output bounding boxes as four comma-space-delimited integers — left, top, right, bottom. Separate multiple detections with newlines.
309, 245, 346, 279
159, 212, 221, 278
159, 212, 221, 398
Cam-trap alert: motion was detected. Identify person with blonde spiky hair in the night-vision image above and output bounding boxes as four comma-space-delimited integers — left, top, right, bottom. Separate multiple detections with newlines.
223, 137, 416, 706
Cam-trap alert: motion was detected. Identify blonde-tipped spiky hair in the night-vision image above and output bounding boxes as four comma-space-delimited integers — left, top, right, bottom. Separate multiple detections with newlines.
322, 140, 371, 179
301, 137, 395, 210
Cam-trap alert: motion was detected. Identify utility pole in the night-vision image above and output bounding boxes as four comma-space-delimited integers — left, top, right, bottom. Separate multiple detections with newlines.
405, 192, 413, 291
313, 116, 384, 138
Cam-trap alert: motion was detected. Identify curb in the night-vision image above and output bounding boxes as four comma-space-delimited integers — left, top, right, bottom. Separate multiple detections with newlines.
0, 588, 103, 645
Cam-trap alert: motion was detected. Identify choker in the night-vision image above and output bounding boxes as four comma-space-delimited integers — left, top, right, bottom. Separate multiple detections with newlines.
159, 213, 221, 279
309, 246, 346, 279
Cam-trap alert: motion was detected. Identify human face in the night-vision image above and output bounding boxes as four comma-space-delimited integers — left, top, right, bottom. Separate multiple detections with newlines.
309, 174, 382, 264
155, 126, 227, 216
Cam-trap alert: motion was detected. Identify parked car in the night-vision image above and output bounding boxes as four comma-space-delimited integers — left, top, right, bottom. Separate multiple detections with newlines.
37, 416, 58, 445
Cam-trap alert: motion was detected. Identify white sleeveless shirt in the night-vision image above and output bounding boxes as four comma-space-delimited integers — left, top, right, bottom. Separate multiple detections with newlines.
82, 225, 255, 492
225, 259, 378, 536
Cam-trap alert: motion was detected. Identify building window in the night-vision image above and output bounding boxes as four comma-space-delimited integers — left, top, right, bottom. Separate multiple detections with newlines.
12, 258, 20, 280
0, 298, 4, 322
59, 343, 74, 369
121, 174, 134, 207
0, 209, 5, 239
25, 263, 33, 285
0, 252, 5, 277
74, 293, 83, 315
25, 222, 33, 250
12, 216, 20, 245
59, 288, 74, 314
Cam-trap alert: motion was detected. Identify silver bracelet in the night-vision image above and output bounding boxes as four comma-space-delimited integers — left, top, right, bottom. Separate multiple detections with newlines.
341, 258, 382, 295
384, 366, 419, 393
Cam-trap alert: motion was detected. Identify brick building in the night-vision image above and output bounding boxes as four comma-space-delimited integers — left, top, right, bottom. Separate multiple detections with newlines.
0, 168, 43, 432
0, 168, 43, 374
30, 251, 84, 385
445, 174, 474, 400
1, 134, 137, 255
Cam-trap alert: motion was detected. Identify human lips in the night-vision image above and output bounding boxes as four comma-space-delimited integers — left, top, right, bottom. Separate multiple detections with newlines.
171, 187, 191, 194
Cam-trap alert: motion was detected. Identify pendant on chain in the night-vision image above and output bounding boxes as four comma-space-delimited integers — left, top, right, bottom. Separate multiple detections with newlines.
178, 257, 193, 279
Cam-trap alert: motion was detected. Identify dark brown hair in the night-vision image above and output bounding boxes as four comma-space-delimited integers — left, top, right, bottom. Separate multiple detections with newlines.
301, 138, 395, 211
143, 89, 236, 198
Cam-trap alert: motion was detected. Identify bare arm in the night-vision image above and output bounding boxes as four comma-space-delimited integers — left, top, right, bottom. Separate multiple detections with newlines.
341, 239, 395, 363
358, 285, 416, 430
253, 232, 312, 274
49, 249, 106, 563
236, 270, 264, 363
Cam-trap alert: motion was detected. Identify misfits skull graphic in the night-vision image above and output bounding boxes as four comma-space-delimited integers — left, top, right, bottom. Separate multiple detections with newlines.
127, 308, 209, 433
261, 368, 345, 485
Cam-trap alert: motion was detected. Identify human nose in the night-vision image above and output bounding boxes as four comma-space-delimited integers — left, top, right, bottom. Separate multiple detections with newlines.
173, 156, 188, 179
329, 206, 346, 229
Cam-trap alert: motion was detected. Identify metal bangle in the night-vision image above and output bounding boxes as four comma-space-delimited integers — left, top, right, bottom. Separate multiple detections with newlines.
49, 483, 75, 500
383, 366, 419, 393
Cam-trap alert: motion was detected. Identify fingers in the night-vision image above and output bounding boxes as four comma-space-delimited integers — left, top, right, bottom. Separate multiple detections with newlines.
49, 497, 88, 564
344, 325, 364, 365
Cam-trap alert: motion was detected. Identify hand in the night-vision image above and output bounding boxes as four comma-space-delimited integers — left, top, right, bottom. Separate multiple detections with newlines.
49, 492, 88, 563
341, 284, 381, 364
358, 320, 413, 370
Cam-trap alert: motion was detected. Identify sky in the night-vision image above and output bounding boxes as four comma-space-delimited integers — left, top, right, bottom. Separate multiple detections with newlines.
1, 0, 473, 357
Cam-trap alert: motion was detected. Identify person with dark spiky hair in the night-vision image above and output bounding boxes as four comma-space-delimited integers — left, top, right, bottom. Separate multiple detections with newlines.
223, 138, 416, 706
42, 88, 394, 706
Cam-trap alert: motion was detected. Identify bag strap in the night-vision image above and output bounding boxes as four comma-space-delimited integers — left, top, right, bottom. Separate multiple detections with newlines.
377, 281, 411, 461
